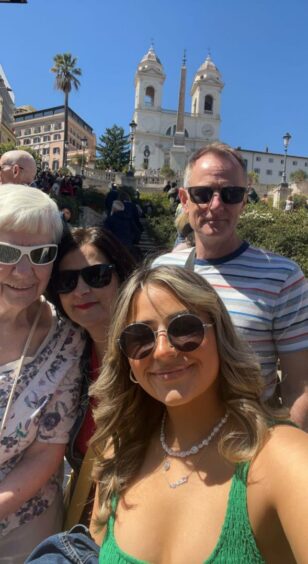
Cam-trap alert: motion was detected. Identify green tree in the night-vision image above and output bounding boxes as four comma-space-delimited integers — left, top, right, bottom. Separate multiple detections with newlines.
247, 170, 259, 185
51, 53, 82, 168
96, 125, 130, 172
160, 165, 176, 180
289, 169, 308, 183
0, 141, 15, 155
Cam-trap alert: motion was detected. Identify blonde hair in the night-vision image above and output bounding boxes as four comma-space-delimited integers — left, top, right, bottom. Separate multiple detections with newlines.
90, 264, 287, 525
0, 184, 63, 242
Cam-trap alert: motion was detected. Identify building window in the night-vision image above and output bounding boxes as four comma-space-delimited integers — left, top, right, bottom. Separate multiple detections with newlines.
44, 125, 51, 132
144, 86, 155, 107
280, 159, 284, 164
193, 98, 197, 114
53, 147, 60, 154
34, 126, 41, 133
24, 128, 31, 135
53, 133, 61, 140
52, 160, 59, 171
23, 138, 31, 145
33, 137, 41, 143
279, 171, 283, 176
204, 94, 213, 113
254, 168, 260, 174
43, 135, 51, 142
268, 157, 274, 163
305, 162, 308, 167
266, 169, 272, 175
256, 156, 261, 161
292, 160, 298, 166
42, 148, 49, 155
15, 130, 21, 137
54, 122, 62, 130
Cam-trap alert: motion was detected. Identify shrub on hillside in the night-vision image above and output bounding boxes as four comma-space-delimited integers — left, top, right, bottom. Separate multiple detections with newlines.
238, 206, 307, 275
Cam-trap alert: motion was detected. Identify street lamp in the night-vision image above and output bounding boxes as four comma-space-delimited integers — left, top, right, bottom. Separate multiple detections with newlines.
282, 132, 291, 184
81, 137, 87, 177
129, 119, 137, 173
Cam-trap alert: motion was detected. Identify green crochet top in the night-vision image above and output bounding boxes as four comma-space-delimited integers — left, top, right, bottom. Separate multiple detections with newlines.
99, 462, 265, 563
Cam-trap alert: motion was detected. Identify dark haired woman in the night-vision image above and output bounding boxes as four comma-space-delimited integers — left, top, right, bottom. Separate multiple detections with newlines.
47, 226, 136, 526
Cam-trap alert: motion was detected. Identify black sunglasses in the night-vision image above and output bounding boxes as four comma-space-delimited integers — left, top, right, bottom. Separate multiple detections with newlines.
118, 313, 213, 360
187, 186, 247, 205
55, 264, 115, 294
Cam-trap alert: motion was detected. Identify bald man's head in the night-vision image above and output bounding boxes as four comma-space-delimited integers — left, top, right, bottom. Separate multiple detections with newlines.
0, 150, 37, 185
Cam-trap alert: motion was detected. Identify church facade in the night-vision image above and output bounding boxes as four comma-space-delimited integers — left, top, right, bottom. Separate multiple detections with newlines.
132, 47, 308, 185
132, 47, 224, 172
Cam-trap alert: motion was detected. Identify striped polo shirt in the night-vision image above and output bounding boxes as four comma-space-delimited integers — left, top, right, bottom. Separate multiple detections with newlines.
153, 242, 308, 393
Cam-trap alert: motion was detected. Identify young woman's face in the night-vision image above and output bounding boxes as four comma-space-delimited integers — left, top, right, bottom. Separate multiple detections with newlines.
125, 283, 220, 408
58, 243, 119, 332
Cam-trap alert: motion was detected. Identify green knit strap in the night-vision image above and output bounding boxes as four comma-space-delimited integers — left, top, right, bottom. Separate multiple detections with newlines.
205, 462, 265, 563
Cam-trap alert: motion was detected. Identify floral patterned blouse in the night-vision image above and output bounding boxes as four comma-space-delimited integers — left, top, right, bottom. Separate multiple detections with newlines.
0, 305, 84, 536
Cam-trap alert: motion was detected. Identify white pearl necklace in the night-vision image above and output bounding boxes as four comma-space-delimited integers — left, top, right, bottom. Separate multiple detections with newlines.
160, 411, 229, 458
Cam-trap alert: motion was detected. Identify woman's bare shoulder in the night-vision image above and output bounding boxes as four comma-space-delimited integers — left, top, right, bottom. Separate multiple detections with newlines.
252, 423, 308, 486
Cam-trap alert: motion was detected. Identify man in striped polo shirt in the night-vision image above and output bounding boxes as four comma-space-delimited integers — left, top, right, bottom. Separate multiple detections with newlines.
153, 143, 308, 430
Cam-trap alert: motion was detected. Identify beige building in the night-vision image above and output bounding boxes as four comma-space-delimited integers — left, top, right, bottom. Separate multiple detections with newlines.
0, 65, 15, 144
13, 105, 96, 171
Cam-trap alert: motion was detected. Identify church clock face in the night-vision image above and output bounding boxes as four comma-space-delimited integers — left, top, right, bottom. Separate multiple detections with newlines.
201, 124, 214, 137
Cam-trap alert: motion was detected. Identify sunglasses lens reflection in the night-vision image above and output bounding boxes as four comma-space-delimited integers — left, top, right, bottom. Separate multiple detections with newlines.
119, 314, 206, 359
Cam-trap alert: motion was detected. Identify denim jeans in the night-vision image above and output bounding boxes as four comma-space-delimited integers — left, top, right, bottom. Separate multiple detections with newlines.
25, 525, 99, 563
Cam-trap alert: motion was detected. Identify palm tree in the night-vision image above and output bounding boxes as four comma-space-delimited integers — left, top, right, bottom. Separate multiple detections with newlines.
51, 53, 82, 168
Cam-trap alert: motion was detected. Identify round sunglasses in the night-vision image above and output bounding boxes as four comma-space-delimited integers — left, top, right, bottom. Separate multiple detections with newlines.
187, 186, 247, 205
118, 313, 213, 359
55, 264, 115, 294
0, 242, 58, 266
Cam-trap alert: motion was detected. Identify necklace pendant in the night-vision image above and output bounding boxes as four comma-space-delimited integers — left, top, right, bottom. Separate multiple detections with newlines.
163, 460, 171, 471
169, 475, 189, 489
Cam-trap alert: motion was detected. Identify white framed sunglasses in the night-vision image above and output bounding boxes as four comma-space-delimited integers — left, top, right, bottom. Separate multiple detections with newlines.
0, 242, 58, 266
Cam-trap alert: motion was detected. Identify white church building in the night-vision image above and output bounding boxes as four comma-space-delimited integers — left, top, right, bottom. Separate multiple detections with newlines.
132, 46, 308, 185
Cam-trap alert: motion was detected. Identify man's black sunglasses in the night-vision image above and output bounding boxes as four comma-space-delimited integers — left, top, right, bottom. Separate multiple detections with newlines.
55, 264, 115, 294
187, 186, 247, 205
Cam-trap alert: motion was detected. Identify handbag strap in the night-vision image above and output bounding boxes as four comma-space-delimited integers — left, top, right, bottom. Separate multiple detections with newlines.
64, 446, 95, 530
184, 247, 196, 271
0, 300, 43, 438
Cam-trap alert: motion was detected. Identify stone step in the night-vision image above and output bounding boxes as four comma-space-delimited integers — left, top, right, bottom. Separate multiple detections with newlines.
137, 218, 166, 257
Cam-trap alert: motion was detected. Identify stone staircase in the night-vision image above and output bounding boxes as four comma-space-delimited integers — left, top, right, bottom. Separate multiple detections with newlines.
137, 218, 166, 259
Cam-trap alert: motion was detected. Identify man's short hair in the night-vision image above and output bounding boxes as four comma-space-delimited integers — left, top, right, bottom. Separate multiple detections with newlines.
183, 142, 247, 187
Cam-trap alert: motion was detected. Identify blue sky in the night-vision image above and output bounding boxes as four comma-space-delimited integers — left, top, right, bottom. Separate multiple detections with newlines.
1, 0, 307, 156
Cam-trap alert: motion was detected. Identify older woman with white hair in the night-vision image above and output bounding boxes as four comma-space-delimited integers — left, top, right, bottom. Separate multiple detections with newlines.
0, 185, 83, 562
